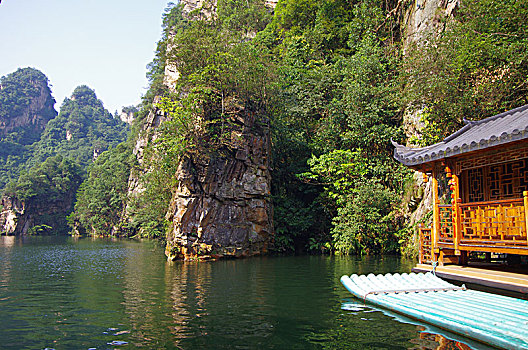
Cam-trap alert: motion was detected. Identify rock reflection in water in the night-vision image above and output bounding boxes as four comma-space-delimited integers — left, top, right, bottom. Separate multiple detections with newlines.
0, 238, 490, 349
0, 236, 15, 289
411, 328, 473, 350
163, 258, 275, 348
166, 261, 210, 344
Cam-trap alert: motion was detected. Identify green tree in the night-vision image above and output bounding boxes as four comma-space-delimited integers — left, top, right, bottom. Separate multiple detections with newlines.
403, 0, 528, 144
69, 143, 135, 236
4, 155, 83, 234
264, 0, 408, 253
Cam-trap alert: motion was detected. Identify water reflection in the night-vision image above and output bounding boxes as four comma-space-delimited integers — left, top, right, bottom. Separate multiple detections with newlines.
162, 258, 277, 348
341, 300, 493, 350
166, 262, 211, 345
411, 329, 473, 350
0, 237, 487, 349
0, 236, 15, 290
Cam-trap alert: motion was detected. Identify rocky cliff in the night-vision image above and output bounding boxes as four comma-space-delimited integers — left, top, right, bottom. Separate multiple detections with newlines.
124, 0, 274, 260
401, 0, 459, 228
0, 67, 57, 144
122, 97, 168, 216
0, 197, 24, 235
0, 190, 76, 235
402, 0, 459, 143
165, 110, 272, 260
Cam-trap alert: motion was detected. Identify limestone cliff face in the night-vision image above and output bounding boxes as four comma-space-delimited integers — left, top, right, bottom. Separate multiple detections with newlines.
402, 0, 459, 144
0, 192, 75, 235
165, 111, 272, 260
401, 0, 459, 227
125, 98, 273, 260
0, 197, 24, 235
124, 0, 275, 259
403, 0, 458, 53
120, 97, 168, 235
119, 111, 135, 124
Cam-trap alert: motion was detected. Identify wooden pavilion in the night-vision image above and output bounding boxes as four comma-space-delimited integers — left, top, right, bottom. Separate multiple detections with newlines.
393, 104, 528, 267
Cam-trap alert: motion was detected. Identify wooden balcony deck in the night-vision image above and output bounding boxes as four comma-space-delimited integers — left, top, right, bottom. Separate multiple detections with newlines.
413, 264, 528, 295
419, 195, 528, 267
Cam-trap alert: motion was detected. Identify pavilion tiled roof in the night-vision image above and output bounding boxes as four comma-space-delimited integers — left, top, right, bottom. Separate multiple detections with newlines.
393, 104, 528, 167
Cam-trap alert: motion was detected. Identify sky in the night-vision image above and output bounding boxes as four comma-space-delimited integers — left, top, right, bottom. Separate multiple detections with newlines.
0, 0, 171, 113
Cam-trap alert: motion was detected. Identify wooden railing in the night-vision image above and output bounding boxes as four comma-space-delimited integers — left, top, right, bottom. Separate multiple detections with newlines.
430, 193, 528, 258
460, 198, 527, 247
438, 205, 454, 244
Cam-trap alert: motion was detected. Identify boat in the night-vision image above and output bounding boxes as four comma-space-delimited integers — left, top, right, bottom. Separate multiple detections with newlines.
341, 272, 528, 349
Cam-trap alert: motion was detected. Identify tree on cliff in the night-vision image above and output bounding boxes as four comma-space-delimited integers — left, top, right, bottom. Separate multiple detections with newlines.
0, 67, 57, 144
266, 0, 528, 254
403, 0, 528, 145
259, 0, 408, 254
122, 0, 276, 241
89, 0, 528, 255
4, 155, 83, 234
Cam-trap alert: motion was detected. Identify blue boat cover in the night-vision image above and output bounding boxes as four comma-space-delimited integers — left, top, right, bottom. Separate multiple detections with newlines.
341, 272, 528, 349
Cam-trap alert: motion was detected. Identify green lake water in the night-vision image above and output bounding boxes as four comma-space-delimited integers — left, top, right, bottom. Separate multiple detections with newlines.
0, 236, 480, 349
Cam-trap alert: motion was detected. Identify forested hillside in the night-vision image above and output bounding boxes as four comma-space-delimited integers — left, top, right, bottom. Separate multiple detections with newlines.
0, 68, 58, 188
0, 74, 129, 235
68, 0, 528, 256
26, 85, 128, 169
9, 0, 524, 257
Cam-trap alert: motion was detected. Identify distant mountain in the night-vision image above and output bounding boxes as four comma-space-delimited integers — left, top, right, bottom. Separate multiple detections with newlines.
26, 85, 128, 170
0, 67, 57, 187
0, 73, 129, 235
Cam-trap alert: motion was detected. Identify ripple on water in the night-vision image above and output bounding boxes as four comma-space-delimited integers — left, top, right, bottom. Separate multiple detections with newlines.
0, 237, 480, 349
107, 340, 128, 345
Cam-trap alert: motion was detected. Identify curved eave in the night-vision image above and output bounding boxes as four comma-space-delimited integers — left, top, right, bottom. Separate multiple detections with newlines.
394, 129, 528, 170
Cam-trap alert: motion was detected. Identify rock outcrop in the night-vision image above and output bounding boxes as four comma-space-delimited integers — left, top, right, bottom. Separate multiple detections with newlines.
165, 110, 272, 260
0, 197, 24, 235
403, 0, 459, 53
123, 0, 275, 259
401, 0, 459, 227
123, 97, 168, 201
0, 192, 75, 235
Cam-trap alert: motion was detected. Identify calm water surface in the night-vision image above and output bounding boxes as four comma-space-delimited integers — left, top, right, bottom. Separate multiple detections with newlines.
0, 236, 481, 349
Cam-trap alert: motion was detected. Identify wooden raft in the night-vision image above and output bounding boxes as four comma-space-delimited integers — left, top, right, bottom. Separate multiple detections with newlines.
341, 272, 528, 349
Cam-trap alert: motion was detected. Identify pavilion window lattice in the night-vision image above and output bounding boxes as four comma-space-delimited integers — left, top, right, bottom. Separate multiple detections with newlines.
463, 158, 528, 203
419, 226, 432, 264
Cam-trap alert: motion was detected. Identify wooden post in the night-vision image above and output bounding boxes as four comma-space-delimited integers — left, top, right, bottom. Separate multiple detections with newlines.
454, 199, 462, 254
523, 191, 528, 240
418, 224, 423, 264
432, 167, 440, 262
498, 203, 505, 241
452, 172, 462, 255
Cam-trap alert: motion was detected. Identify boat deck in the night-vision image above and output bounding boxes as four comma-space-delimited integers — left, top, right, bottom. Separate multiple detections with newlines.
341, 272, 528, 349
413, 263, 528, 295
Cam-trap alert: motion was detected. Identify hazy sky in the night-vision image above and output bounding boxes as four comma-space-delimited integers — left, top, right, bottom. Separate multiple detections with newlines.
0, 0, 170, 113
